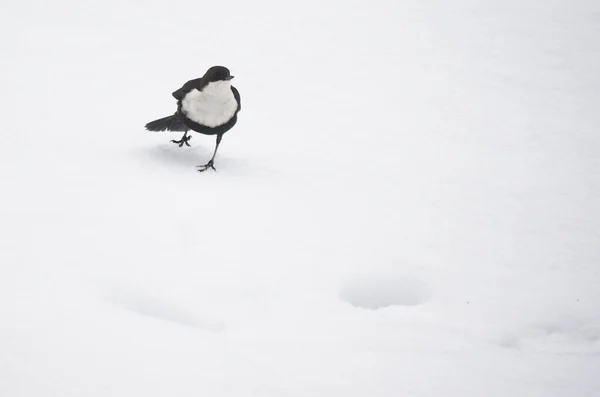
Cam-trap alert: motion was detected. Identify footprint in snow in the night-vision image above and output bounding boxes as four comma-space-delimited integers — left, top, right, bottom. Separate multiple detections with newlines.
109, 290, 226, 333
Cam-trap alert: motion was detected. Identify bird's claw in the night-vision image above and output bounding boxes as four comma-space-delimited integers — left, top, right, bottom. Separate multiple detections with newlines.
197, 160, 216, 172
171, 135, 192, 147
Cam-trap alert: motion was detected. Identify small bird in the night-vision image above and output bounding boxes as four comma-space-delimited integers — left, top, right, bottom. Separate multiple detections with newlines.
145, 66, 241, 172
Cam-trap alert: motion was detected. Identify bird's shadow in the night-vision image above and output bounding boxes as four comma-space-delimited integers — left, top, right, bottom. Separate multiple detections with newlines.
135, 134, 275, 177
135, 141, 256, 175
138, 142, 212, 170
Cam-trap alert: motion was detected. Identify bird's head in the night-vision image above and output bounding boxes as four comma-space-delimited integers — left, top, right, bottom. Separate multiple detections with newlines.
204, 66, 235, 84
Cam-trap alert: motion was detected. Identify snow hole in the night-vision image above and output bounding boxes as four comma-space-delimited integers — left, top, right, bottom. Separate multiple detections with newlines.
339, 275, 429, 309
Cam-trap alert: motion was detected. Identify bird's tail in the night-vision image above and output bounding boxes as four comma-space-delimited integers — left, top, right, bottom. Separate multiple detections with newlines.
145, 113, 188, 132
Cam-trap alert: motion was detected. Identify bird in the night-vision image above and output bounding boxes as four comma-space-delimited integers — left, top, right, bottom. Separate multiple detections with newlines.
145, 66, 241, 172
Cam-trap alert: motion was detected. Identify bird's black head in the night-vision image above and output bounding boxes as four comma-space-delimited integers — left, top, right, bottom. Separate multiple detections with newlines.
203, 66, 234, 83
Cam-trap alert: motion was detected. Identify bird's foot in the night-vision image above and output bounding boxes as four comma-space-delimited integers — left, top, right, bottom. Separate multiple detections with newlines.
197, 160, 216, 172
171, 135, 192, 147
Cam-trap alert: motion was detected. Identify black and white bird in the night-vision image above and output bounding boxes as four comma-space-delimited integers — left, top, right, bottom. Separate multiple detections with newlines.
145, 66, 241, 172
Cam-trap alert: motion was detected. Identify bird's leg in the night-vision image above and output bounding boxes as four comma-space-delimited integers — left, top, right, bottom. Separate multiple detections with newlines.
197, 134, 223, 172
171, 129, 192, 147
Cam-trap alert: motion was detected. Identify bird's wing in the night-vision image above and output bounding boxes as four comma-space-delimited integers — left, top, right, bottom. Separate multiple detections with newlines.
172, 78, 203, 100
231, 86, 241, 112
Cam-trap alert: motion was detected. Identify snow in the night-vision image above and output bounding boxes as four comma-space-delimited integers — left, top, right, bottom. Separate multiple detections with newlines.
1, 0, 599, 396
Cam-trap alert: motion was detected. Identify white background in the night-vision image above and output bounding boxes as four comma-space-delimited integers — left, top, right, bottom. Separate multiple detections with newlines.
1, 0, 599, 395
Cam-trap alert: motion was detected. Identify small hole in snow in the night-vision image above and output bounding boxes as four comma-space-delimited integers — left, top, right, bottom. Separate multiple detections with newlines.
339, 275, 429, 309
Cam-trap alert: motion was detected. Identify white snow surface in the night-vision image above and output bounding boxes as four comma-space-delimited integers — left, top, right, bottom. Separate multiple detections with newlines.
1, 0, 599, 396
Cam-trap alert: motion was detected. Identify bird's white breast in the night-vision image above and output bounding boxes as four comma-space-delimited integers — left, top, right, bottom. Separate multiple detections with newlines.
181, 81, 238, 128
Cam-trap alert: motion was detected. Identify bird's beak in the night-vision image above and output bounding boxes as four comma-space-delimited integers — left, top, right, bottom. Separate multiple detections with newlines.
225, 75, 235, 80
